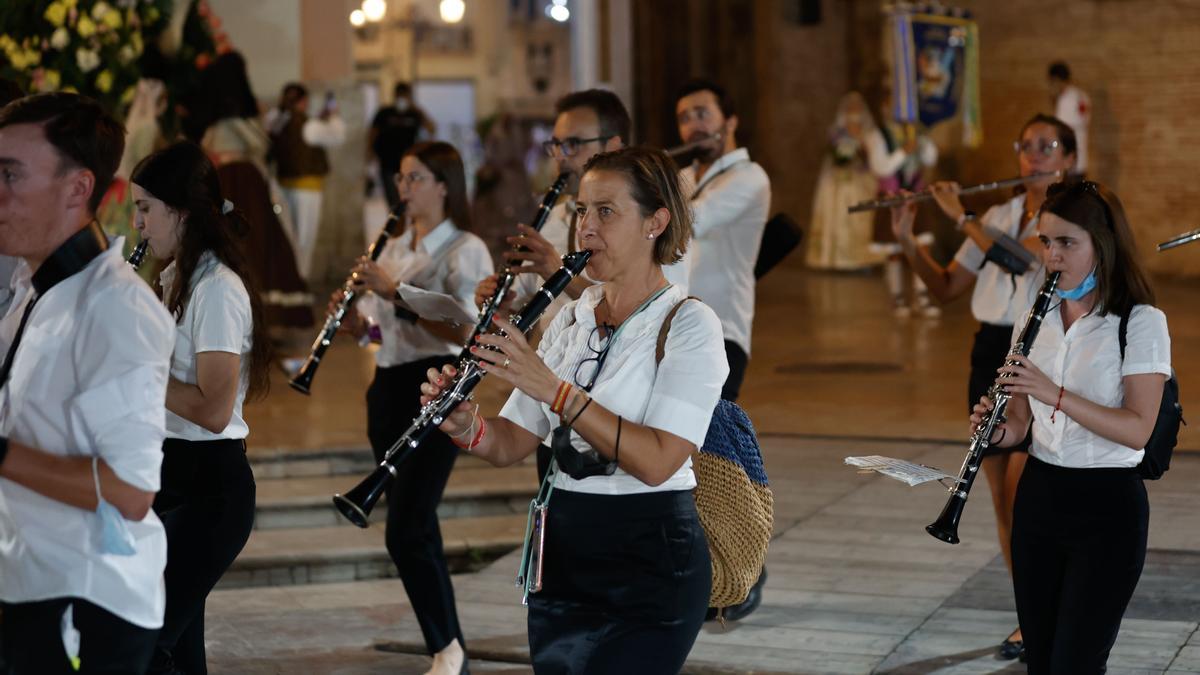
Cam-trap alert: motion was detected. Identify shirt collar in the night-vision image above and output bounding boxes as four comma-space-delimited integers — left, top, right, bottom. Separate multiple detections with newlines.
690, 147, 750, 191
159, 250, 218, 291
572, 283, 684, 338
415, 219, 456, 255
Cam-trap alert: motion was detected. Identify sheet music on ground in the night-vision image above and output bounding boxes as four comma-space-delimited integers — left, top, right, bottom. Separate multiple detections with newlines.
844, 455, 963, 487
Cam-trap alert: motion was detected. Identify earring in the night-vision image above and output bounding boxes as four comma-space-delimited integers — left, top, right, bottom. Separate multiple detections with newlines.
647, 233, 655, 240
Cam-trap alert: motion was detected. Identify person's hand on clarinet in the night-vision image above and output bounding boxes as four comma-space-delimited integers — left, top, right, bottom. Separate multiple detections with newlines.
469, 316, 561, 404
474, 274, 516, 313
419, 364, 476, 439
505, 224, 563, 280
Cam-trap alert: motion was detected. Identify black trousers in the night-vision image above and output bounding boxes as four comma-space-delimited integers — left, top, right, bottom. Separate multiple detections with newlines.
1012, 455, 1149, 674
722, 340, 748, 403
150, 438, 256, 675
366, 356, 464, 655
380, 168, 400, 212
970, 322, 1031, 455
527, 490, 710, 675
1, 597, 158, 674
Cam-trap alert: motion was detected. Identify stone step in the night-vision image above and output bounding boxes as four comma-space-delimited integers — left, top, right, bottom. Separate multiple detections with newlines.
248, 444, 504, 479
254, 464, 538, 529
221, 514, 528, 589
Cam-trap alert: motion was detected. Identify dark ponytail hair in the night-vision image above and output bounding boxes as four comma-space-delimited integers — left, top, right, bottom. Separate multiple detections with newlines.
131, 141, 272, 400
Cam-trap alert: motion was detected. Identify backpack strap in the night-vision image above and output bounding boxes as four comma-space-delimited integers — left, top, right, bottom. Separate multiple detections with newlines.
656, 297, 700, 365
1118, 311, 1129, 361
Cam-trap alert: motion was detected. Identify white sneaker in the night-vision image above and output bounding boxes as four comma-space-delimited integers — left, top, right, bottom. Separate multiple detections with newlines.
892, 298, 912, 319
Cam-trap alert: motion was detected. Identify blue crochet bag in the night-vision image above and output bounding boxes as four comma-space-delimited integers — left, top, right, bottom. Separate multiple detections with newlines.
657, 299, 773, 608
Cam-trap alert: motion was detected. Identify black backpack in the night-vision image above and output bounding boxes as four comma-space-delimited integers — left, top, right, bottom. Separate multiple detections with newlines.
1119, 312, 1185, 479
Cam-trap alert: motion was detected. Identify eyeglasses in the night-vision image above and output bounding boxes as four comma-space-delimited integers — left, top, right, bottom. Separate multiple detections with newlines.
396, 171, 432, 186
572, 324, 615, 391
542, 135, 611, 158
1013, 139, 1061, 157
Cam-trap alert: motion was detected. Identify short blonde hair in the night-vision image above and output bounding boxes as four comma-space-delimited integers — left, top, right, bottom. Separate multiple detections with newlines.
582, 146, 692, 265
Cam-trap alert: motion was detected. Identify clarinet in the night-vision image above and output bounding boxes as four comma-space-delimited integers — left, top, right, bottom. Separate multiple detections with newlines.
333, 250, 593, 527
289, 205, 407, 395
927, 271, 1061, 544
461, 173, 570, 359
126, 240, 150, 270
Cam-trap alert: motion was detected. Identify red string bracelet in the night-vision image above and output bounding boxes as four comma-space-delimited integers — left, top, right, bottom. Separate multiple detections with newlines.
1050, 385, 1065, 423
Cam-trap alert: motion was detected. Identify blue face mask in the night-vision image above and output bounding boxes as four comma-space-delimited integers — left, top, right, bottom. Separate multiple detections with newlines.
92, 457, 136, 556
1055, 266, 1098, 301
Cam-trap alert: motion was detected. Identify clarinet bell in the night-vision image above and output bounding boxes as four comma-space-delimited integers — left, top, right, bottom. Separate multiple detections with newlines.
332, 463, 394, 528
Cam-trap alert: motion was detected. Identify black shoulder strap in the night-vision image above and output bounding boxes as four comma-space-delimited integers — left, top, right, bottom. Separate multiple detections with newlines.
1119, 311, 1129, 360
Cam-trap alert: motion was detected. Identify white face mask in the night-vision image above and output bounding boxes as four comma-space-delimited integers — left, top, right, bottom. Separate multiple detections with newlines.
93, 457, 136, 556
396, 98, 411, 111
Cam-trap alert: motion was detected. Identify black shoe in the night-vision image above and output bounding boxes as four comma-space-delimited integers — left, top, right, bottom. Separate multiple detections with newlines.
998, 628, 1023, 660
721, 567, 768, 623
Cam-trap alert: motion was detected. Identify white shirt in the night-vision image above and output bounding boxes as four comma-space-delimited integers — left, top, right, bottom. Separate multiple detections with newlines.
682, 148, 771, 355
0, 240, 174, 629
500, 284, 728, 495
1020, 302, 1171, 469
1055, 84, 1091, 172
954, 194, 1043, 326
159, 252, 253, 441
357, 219, 493, 367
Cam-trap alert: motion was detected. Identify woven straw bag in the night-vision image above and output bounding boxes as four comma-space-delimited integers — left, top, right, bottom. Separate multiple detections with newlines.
657, 299, 773, 608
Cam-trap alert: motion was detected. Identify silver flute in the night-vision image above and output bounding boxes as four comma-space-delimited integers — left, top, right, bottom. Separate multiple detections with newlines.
1158, 228, 1200, 252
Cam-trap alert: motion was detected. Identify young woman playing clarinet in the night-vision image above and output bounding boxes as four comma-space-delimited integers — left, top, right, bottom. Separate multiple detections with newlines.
891, 113, 1077, 659
131, 141, 272, 674
970, 180, 1169, 673
333, 141, 492, 675
420, 146, 727, 674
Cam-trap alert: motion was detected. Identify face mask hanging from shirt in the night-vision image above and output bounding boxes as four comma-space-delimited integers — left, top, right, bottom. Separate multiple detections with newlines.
92, 457, 137, 556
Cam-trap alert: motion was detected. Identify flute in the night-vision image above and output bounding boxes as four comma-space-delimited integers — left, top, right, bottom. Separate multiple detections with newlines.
847, 170, 1064, 213
1158, 228, 1200, 252
666, 132, 723, 158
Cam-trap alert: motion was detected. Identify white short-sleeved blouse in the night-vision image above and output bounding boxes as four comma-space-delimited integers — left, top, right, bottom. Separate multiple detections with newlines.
500, 284, 729, 495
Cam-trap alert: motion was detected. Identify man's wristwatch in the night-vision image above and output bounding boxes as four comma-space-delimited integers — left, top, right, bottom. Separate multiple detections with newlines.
956, 210, 978, 231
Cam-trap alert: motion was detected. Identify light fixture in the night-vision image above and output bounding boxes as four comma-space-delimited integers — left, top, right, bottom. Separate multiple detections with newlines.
362, 0, 386, 23
349, 9, 366, 27
439, 0, 465, 24
548, 3, 569, 22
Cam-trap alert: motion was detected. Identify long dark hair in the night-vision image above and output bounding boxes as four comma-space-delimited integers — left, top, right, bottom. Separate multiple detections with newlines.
1041, 179, 1154, 318
404, 142, 472, 231
131, 141, 272, 399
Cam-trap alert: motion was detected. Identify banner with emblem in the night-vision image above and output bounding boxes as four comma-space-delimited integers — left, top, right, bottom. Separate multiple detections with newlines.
888, 3, 981, 147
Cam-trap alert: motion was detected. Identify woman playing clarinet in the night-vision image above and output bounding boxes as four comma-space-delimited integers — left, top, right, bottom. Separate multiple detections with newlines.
971, 180, 1169, 672
334, 141, 492, 675
131, 141, 272, 674
421, 147, 727, 673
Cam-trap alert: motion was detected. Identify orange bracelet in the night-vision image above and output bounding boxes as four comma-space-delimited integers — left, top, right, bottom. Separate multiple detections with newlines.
551, 381, 572, 415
